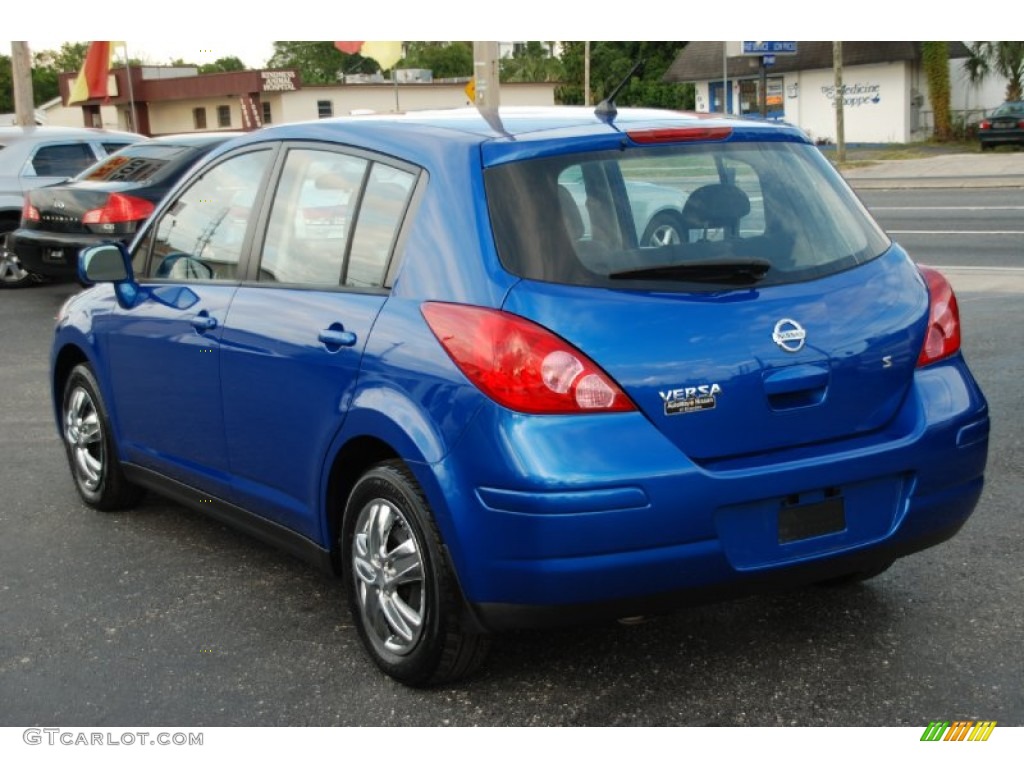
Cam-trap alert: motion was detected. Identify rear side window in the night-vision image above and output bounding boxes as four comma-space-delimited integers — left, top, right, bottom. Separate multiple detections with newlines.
346, 164, 415, 288
486, 140, 890, 290
28, 143, 97, 177
256, 148, 415, 289
259, 148, 368, 286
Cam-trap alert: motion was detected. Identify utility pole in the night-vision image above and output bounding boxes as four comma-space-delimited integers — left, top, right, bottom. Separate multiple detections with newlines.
584, 41, 591, 106
11, 42, 35, 126
472, 41, 501, 110
833, 41, 846, 164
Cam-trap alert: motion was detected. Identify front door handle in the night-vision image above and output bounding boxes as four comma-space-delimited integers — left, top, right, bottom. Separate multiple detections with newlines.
191, 311, 217, 332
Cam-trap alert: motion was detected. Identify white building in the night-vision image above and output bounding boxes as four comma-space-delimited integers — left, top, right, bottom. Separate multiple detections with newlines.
665, 42, 983, 144
53, 65, 557, 137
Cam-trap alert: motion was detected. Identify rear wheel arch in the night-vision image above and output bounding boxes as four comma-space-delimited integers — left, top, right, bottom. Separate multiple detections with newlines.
324, 435, 401, 573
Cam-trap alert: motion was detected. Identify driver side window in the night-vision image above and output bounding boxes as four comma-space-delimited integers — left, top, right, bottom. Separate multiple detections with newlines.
143, 150, 271, 281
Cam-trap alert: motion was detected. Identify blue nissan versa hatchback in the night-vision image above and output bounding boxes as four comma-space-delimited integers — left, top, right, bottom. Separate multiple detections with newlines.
52, 107, 989, 686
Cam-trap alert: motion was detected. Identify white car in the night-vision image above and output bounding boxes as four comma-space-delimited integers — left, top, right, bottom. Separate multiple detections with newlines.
0, 125, 143, 287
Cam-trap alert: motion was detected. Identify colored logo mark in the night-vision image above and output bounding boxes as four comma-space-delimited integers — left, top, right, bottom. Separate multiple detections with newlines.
921, 721, 997, 742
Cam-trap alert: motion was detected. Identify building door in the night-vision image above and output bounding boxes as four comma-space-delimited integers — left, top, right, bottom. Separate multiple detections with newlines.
709, 80, 733, 113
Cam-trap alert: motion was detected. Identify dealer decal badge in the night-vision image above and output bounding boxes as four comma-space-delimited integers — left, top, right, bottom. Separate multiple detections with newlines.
660, 383, 721, 415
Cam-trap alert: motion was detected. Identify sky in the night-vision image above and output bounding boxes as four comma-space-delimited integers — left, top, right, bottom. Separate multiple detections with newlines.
27, 40, 277, 70
9, 2, 1003, 70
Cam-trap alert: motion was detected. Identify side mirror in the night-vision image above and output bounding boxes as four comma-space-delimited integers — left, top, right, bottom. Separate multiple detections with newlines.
79, 243, 140, 308
79, 243, 131, 284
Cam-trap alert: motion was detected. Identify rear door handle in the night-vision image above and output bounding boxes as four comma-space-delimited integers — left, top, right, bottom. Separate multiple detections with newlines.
318, 327, 357, 349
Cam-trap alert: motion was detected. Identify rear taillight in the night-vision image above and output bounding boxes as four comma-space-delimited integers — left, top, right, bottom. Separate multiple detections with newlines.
980, 120, 992, 130
82, 193, 155, 225
21, 199, 40, 223
916, 266, 961, 367
421, 302, 636, 414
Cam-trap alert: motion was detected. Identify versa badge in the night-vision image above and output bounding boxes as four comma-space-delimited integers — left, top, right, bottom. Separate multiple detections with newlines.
660, 383, 722, 415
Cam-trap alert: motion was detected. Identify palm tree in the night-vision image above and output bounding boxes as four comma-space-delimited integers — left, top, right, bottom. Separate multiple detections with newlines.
964, 42, 1024, 102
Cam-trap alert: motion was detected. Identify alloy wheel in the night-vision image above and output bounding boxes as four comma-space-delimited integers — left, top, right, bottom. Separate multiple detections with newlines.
64, 386, 104, 492
351, 497, 426, 657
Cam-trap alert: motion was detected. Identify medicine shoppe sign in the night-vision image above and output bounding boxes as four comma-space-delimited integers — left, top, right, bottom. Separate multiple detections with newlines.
821, 81, 882, 108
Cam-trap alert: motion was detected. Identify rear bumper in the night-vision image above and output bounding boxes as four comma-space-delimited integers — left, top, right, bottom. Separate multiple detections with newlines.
12, 228, 118, 278
417, 356, 989, 631
979, 130, 1024, 146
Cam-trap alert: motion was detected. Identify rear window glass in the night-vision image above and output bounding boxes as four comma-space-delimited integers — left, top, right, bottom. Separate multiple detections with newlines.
485, 140, 890, 290
991, 103, 1024, 117
76, 144, 197, 183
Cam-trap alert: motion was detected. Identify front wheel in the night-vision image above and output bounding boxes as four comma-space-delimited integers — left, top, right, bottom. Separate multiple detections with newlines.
0, 221, 38, 288
61, 364, 143, 510
342, 461, 490, 686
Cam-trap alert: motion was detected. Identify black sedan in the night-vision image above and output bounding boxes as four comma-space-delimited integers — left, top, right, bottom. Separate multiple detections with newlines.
979, 101, 1024, 150
10, 132, 237, 284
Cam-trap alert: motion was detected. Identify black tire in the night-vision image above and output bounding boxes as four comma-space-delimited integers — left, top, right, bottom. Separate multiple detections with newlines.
341, 460, 490, 686
0, 219, 39, 289
61, 363, 144, 511
817, 559, 894, 587
980, 142, 991, 152
641, 211, 686, 247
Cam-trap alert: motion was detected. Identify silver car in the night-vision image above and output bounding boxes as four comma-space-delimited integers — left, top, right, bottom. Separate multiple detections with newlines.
0, 125, 143, 287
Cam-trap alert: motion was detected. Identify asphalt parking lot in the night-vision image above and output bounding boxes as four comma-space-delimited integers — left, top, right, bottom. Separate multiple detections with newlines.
1, 156, 1022, 727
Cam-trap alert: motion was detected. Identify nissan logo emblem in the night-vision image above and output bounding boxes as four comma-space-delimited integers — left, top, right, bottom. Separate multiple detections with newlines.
772, 318, 806, 352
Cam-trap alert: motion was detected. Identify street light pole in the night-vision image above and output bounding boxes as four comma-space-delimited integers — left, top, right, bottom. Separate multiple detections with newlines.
473, 41, 501, 110
584, 41, 591, 106
11, 42, 35, 126
834, 41, 846, 164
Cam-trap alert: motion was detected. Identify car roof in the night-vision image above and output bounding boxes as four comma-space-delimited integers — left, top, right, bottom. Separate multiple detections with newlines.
115, 132, 241, 150
0, 125, 144, 144
224, 106, 810, 170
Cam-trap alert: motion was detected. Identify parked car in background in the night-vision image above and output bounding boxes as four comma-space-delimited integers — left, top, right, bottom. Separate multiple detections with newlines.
53, 107, 988, 686
978, 102, 1024, 150
9, 133, 238, 286
0, 126, 143, 287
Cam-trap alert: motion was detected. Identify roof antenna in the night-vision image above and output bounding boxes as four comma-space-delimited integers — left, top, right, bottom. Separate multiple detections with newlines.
595, 59, 645, 121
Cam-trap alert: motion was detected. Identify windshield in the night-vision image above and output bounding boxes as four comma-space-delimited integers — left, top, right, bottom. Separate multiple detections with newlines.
484, 140, 890, 289
992, 102, 1024, 117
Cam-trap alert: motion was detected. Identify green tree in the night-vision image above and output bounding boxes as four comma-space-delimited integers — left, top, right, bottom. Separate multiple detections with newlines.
501, 41, 563, 83
268, 41, 377, 84
0, 54, 13, 113
922, 42, 952, 141
50, 41, 89, 73
965, 41, 1024, 102
199, 56, 248, 74
396, 42, 472, 79
557, 41, 693, 110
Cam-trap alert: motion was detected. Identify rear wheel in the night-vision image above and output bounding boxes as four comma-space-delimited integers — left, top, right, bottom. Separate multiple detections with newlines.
61, 364, 143, 510
342, 461, 490, 686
